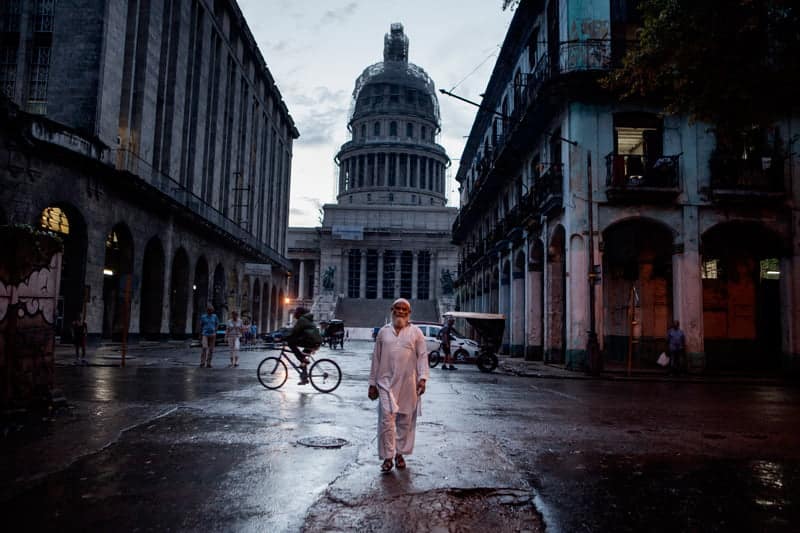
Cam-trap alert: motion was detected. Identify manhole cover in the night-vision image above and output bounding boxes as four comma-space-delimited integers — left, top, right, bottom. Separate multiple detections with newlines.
297, 436, 348, 448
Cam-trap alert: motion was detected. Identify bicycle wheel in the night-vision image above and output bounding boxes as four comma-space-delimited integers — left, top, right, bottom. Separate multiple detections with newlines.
308, 358, 342, 393
428, 350, 441, 368
477, 353, 498, 373
257, 356, 288, 389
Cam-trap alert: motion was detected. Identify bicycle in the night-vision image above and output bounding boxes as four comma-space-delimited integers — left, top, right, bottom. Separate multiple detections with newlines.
257, 344, 342, 393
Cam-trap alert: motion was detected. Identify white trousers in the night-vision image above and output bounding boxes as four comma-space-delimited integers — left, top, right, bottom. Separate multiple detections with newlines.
377, 404, 418, 459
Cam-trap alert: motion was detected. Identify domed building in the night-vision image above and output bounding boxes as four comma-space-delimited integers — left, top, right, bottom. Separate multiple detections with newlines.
287, 24, 459, 331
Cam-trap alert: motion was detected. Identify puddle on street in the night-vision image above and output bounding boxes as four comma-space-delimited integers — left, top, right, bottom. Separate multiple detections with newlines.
530, 453, 800, 533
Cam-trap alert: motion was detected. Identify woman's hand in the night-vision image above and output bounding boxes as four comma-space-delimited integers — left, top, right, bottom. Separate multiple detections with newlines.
417, 379, 426, 396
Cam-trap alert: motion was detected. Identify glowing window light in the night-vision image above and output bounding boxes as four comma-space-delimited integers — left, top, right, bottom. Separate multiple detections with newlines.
40, 206, 70, 234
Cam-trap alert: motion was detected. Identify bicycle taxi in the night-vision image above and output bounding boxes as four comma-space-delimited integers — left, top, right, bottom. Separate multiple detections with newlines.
442, 311, 505, 373
322, 319, 345, 350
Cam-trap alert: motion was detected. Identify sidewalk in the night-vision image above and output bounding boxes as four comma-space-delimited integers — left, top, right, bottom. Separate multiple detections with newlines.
497, 355, 794, 386
53, 339, 248, 368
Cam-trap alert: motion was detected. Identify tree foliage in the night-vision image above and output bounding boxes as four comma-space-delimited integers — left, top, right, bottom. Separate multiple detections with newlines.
604, 0, 800, 134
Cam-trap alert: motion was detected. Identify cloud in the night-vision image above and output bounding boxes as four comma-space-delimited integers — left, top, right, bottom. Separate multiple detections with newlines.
321, 2, 359, 24
288, 86, 350, 146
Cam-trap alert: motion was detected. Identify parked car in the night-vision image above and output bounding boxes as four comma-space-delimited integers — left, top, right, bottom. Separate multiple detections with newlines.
260, 326, 291, 345
216, 323, 227, 345
413, 321, 480, 363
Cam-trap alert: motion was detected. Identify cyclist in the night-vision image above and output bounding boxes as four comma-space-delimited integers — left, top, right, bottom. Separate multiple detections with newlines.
284, 306, 323, 385
438, 317, 457, 370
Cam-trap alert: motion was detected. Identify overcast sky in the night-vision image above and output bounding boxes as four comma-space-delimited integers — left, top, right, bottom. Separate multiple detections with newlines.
238, 1, 514, 227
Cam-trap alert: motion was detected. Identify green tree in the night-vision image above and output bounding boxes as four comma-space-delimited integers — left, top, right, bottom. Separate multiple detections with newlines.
604, 0, 799, 138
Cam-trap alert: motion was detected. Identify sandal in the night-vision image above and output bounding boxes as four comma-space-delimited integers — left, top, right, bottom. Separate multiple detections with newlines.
380, 458, 394, 473
395, 455, 406, 469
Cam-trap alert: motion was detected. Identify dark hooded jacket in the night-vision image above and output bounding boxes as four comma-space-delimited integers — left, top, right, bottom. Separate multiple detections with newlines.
286, 312, 322, 347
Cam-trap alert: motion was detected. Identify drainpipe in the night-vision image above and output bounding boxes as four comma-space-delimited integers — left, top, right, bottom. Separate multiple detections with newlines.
587, 151, 601, 374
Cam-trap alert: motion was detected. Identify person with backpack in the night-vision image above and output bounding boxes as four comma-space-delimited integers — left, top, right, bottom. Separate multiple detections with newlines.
285, 307, 323, 385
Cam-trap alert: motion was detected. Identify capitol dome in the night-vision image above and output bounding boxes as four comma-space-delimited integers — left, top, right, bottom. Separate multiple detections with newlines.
336, 23, 450, 207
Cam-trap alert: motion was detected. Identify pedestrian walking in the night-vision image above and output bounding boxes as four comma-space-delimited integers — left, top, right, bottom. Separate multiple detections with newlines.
199, 305, 219, 368
70, 318, 88, 365
438, 316, 457, 370
667, 320, 686, 374
226, 310, 244, 367
368, 298, 429, 473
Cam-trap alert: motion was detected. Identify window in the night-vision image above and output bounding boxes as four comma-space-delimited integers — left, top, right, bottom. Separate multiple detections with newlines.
421, 126, 427, 141
40, 206, 69, 234
417, 251, 431, 299
33, 0, 54, 33
366, 250, 378, 299
701, 260, 719, 279
27, 46, 50, 114
400, 251, 413, 298
760, 258, 780, 280
0, 0, 21, 32
406, 122, 413, 138
374, 121, 381, 136
382, 251, 395, 298
527, 27, 539, 70
389, 121, 397, 137
610, 113, 664, 184
0, 46, 17, 99
348, 250, 361, 298
360, 124, 366, 139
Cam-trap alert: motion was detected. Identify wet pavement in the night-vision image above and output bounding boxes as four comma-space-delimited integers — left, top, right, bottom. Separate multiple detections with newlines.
2, 340, 799, 532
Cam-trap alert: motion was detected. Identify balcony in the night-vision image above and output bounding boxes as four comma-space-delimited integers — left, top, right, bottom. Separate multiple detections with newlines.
709, 154, 786, 203
605, 153, 681, 204
534, 164, 564, 218
114, 149, 291, 270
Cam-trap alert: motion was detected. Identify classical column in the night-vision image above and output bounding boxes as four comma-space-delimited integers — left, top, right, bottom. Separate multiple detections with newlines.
411, 251, 419, 300
298, 260, 306, 301
355, 156, 361, 188
384, 152, 390, 187
672, 205, 705, 371
377, 251, 384, 299
338, 163, 345, 193
395, 153, 400, 187
359, 249, 367, 298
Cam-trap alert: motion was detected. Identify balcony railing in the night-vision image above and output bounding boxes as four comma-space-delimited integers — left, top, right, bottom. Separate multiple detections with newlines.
710, 154, 785, 193
114, 149, 290, 269
606, 153, 681, 189
534, 164, 564, 217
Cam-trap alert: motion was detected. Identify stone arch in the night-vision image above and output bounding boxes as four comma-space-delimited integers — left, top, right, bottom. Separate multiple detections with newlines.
700, 221, 786, 371
139, 237, 165, 340
602, 218, 674, 367
490, 267, 500, 314
102, 223, 135, 340
38, 203, 88, 340
546, 225, 566, 363
192, 256, 209, 336
169, 247, 190, 338
212, 263, 225, 321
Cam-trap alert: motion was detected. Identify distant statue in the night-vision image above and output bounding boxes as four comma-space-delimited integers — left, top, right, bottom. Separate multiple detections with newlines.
440, 269, 454, 295
322, 266, 336, 291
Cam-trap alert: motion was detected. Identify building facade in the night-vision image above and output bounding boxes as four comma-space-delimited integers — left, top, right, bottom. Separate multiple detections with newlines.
0, 0, 297, 341
452, 0, 799, 374
287, 24, 458, 329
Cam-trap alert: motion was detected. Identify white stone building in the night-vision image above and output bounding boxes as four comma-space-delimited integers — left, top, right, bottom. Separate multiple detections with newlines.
287, 24, 459, 330
452, 0, 799, 374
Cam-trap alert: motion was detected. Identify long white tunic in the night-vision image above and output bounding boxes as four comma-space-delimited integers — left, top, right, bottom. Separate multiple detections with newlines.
369, 323, 429, 414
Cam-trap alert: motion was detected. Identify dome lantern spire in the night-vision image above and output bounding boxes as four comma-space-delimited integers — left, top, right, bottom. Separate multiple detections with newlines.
384, 23, 409, 63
